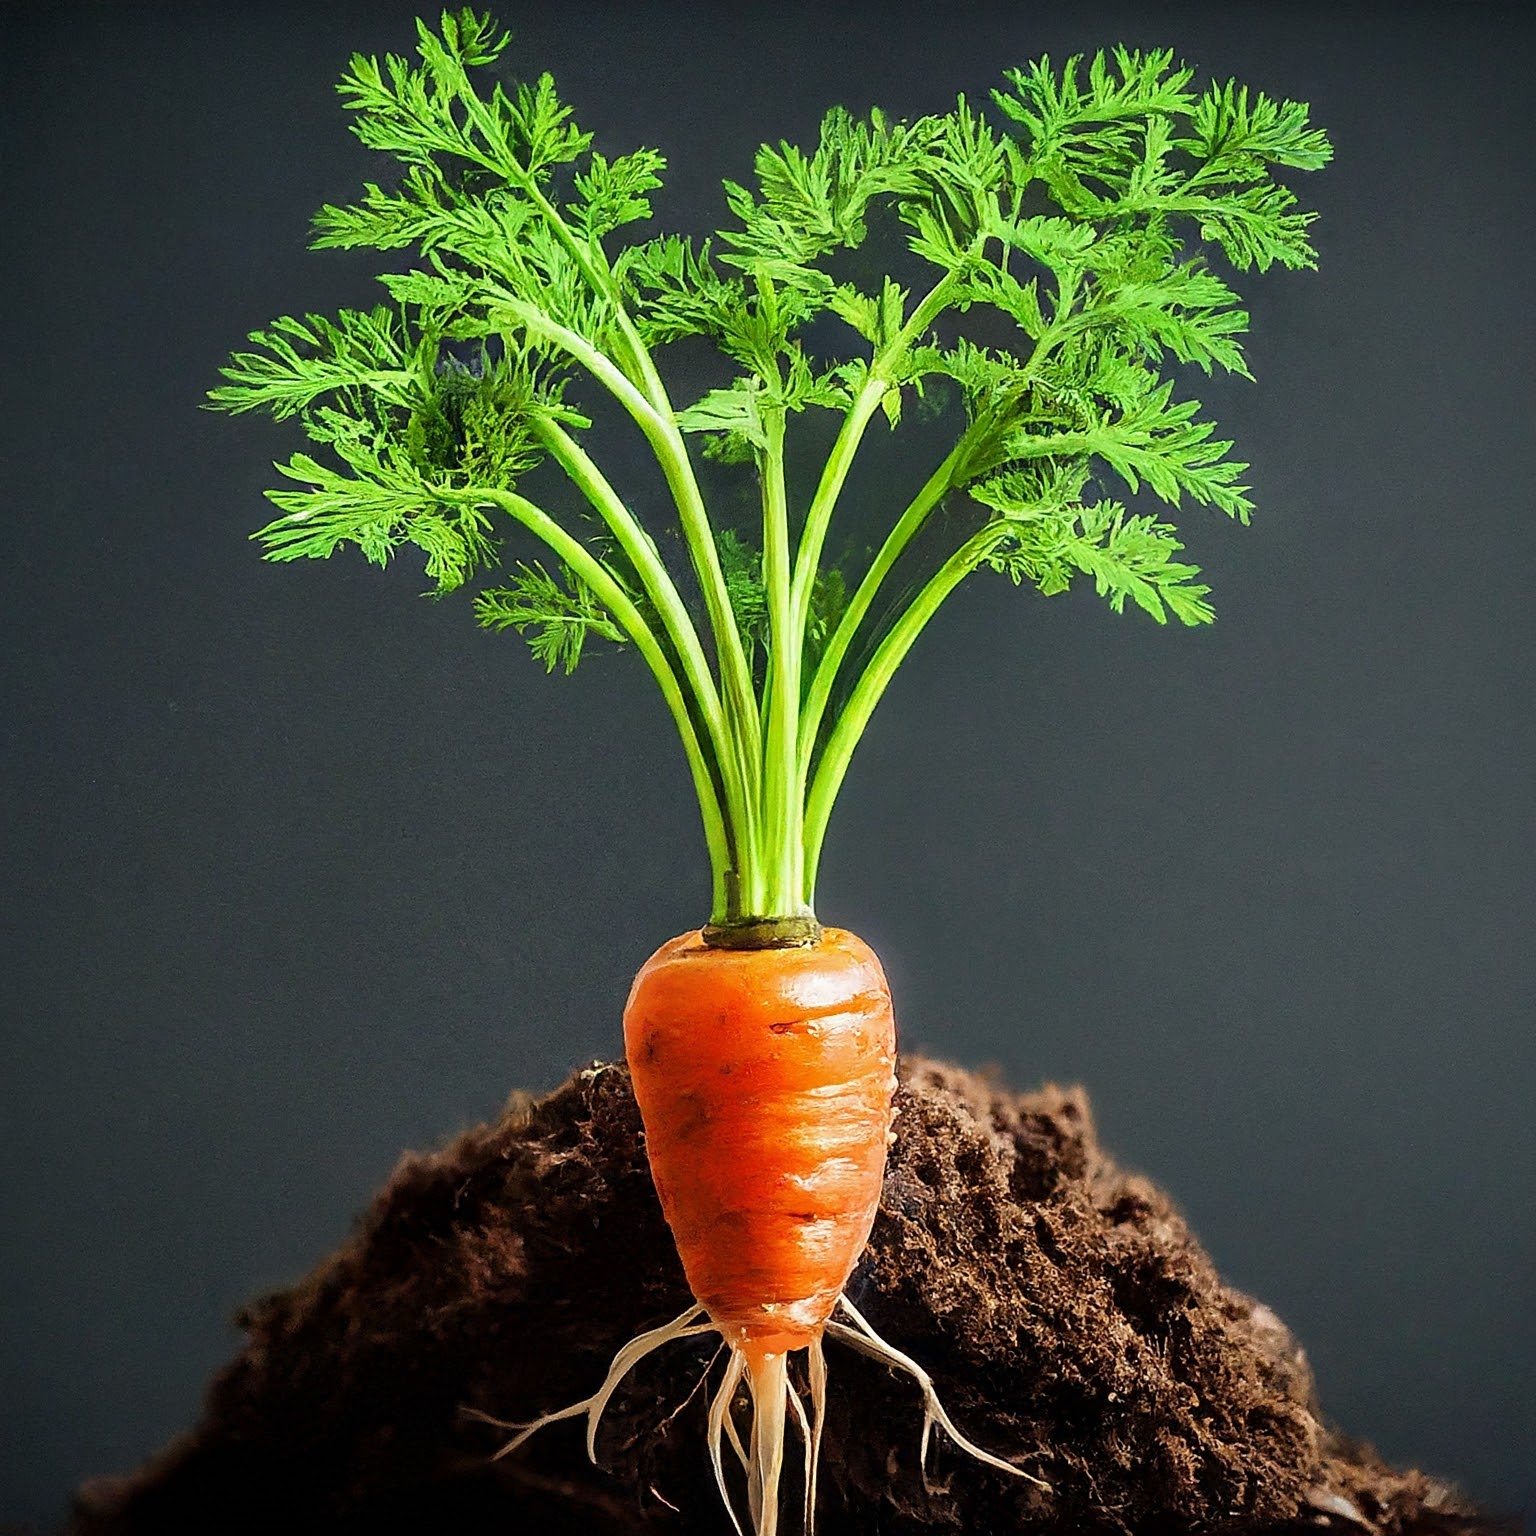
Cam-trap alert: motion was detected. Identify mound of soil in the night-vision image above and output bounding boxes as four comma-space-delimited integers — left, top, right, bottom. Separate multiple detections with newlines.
73, 1057, 1499, 1535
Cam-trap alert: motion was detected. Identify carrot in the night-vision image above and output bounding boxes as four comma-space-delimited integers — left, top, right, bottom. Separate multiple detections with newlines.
624, 927, 897, 1364
214, 15, 1329, 1531
473, 924, 1037, 1535
627, 927, 896, 1530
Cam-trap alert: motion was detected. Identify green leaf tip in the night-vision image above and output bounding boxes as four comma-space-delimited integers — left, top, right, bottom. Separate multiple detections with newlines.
475, 560, 627, 672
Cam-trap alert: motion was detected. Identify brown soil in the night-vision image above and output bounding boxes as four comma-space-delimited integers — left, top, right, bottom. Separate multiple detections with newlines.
73, 1057, 1504, 1536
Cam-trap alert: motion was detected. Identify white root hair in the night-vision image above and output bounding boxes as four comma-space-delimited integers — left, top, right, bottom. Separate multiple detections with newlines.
805, 1334, 827, 1536
461, 1302, 711, 1459
828, 1293, 1052, 1492
707, 1348, 748, 1536
463, 1288, 1048, 1534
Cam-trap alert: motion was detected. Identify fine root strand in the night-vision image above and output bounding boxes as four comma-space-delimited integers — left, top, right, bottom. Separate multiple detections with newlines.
707, 1350, 749, 1536
806, 1335, 827, 1536
784, 1372, 812, 1534
829, 1293, 1052, 1493
461, 1302, 711, 1463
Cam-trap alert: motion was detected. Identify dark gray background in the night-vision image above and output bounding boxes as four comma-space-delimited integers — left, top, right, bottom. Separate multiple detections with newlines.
2, 1, 1532, 1529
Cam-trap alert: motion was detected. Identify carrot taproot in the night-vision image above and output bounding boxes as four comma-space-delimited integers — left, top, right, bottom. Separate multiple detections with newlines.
468, 925, 1043, 1533
622, 927, 895, 1533
623, 927, 897, 1364
616, 926, 1043, 1533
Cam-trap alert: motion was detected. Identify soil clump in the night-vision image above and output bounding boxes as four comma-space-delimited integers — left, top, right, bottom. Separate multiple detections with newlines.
73, 1057, 1499, 1535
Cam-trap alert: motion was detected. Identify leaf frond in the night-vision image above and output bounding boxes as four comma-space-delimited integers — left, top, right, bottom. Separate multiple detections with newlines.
474, 559, 628, 672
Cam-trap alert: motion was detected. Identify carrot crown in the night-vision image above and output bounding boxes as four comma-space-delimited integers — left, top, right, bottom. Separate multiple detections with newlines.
209, 9, 1330, 930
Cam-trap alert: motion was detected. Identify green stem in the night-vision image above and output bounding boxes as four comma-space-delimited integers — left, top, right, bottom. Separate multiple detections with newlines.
789, 272, 962, 641
492, 143, 673, 418
494, 297, 660, 432
759, 404, 801, 916
801, 526, 1002, 897
495, 297, 764, 871
790, 376, 886, 637
487, 187, 768, 895
796, 318, 1066, 781
530, 416, 752, 878
474, 487, 734, 919
506, 184, 737, 648
646, 420, 765, 899
796, 436, 966, 777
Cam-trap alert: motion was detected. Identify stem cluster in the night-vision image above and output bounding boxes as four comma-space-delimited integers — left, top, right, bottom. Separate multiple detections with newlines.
489, 249, 983, 927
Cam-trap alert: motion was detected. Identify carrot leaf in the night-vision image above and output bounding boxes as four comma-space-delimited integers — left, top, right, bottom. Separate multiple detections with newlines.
474, 560, 629, 672
213, 12, 1329, 923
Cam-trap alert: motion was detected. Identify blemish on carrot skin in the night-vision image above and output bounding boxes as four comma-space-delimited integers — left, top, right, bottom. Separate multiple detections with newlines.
769, 1021, 796, 1035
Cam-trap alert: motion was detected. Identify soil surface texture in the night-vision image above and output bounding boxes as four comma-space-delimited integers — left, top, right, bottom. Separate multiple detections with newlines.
74, 1057, 1500, 1536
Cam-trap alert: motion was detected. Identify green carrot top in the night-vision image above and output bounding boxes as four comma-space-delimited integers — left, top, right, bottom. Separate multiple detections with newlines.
209, 8, 1331, 933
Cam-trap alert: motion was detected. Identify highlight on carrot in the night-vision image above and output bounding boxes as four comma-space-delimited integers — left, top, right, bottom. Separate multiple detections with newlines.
209, 11, 1331, 1530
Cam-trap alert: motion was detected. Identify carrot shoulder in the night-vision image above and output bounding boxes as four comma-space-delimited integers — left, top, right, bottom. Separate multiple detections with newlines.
623, 928, 897, 1363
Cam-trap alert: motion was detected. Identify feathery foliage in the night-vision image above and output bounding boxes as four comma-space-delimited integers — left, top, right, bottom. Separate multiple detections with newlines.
211, 11, 1329, 922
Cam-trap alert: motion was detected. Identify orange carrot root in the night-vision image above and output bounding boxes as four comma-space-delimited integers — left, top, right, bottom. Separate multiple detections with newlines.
623, 928, 898, 1357
467, 926, 1046, 1528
